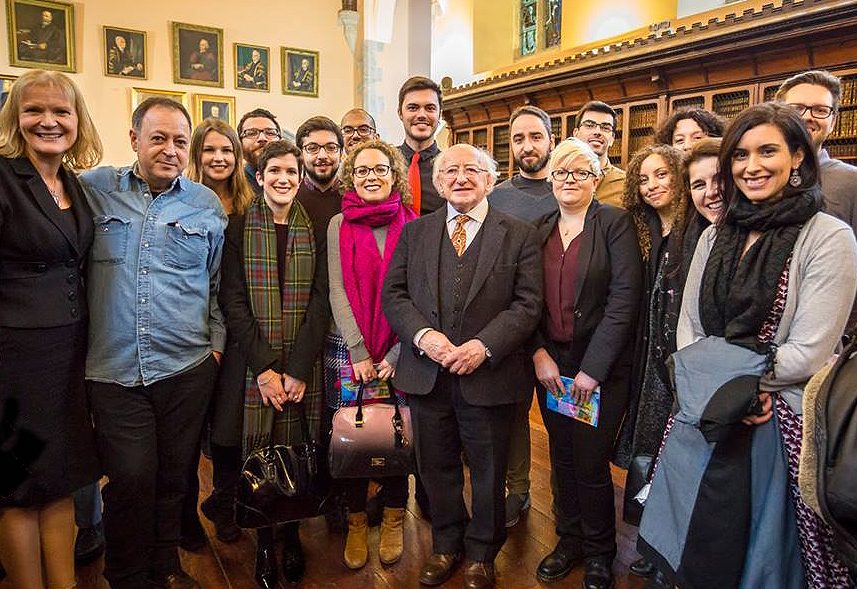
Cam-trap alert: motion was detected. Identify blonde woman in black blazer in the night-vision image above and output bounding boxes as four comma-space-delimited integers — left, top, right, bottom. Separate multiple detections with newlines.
0, 70, 102, 589
531, 138, 642, 589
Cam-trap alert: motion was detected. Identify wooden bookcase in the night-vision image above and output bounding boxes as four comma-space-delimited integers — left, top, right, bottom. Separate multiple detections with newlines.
442, 2, 857, 170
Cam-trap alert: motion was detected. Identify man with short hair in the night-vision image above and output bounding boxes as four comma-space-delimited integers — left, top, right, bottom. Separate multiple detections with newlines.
488, 104, 555, 528
778, 70, 857, 333
80, 98, 227, 589
397, 76, 445, 215
383, 144, 542, 589
295, 116, 344, 246
341, 107, 380, 153
572, 101, 625, 207
238, 108, 281, 195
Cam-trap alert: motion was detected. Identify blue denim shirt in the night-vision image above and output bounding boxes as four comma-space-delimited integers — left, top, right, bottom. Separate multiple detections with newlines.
80, 165, 228, 386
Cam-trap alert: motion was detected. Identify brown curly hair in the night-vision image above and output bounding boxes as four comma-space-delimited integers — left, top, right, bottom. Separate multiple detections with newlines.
621, 144, 686, 260
337, 139, 412, 204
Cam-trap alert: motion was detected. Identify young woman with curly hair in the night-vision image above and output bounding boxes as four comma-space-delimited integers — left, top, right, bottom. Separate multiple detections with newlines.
654, 107, 724, 152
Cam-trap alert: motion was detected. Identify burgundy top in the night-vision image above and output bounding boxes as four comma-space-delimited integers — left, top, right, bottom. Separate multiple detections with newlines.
543, 223, 583, 343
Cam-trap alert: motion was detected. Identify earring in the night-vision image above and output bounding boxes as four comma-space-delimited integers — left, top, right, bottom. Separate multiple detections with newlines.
789, 167, 802, 187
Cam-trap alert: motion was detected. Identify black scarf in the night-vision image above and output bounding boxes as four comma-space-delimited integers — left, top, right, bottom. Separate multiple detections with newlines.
700, 188, 821, 352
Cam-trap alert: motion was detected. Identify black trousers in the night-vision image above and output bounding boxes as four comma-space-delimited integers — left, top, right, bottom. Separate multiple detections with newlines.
409, 372, 515, 562
535, 340, 629, 560
89, 356, 217, 589
343, 476, 409, 512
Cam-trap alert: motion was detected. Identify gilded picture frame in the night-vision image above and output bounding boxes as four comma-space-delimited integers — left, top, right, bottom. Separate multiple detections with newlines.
281, 47, 318, 98
171, 21, 223, 88
192, 93, 235, 127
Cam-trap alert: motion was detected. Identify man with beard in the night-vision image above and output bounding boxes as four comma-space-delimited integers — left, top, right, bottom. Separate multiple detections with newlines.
572, 101, 625, 207
237, 108, 281, 195
108, 34, 143, 77
295, 116, 344, 247
341, 108, 379, 154
18, 10, 63, 64
188, 38, 216, 82
397, 76, 444, 215
487, 105, 555, 529
777, 70, 857, 333
237, 48, 265, 89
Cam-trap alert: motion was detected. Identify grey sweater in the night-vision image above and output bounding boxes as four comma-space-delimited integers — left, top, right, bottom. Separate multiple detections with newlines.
819, 149, 857, 233
678, 212, 857, 414
326, 213, 400, 366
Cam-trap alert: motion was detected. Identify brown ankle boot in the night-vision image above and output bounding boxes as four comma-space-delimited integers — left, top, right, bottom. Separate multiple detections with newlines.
344, 511, 369, 569
379, 507, 405, 565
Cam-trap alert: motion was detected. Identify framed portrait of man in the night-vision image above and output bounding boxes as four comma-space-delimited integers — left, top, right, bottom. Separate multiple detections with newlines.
103, 26, 147, 79
1, 74, 17, 108
130, 87, 189, 123
234, 43, 269, 92
281, 47, 318, 98
192, 93, 235, 127
5, 0, 75, 72
171, 22, 223, 88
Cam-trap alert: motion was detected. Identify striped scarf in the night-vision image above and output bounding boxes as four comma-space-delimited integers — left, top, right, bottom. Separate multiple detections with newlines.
241, 196, 320, 455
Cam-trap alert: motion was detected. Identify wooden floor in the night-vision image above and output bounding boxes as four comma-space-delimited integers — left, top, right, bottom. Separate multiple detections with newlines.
6, 404, 647, 589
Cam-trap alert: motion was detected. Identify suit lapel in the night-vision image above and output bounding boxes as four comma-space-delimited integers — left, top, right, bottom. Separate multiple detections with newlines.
572, 202, 598, 308
20, 160, 80, 256
64, 168, 90, 258
422, 210, 445, 318
464, 207, 506, 310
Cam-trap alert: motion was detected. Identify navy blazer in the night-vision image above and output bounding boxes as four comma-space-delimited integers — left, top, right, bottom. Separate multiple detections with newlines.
0, 156, 93, 328
381, 204, 543, 406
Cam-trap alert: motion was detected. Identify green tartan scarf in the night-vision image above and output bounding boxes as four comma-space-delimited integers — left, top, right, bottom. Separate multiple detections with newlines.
241, 197, 321, 455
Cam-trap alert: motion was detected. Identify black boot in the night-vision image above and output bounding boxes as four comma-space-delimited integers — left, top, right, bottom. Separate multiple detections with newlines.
200, 490, 240, 542
583, 557, 614, 589
255, 528, 278, 589
281, 523, 305, 585
536, 541, 582, 582
630, 557, 656, 577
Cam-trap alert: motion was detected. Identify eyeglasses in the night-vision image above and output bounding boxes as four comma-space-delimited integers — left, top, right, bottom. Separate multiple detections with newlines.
440, 165, 488, 180
787, 103, 835, 119
240, 128, 280, 139
551, 169, 597, 182
353, 164, 391, 178
579, 120, 615, 134
303, 142, 341, 155
342, 125, 376, 137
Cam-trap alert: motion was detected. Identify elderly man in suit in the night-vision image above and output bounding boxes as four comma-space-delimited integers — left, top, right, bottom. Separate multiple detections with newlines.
382, 144, 543, 589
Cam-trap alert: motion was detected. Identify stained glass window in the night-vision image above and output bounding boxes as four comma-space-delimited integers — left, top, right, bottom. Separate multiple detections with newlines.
521, 0, 537, 55
544, 0, 561, 48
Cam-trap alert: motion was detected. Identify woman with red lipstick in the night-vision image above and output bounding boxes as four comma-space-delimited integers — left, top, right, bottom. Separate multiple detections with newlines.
325, 139, 415, 570
0, 70, 102, 589
639, 103, 856, 588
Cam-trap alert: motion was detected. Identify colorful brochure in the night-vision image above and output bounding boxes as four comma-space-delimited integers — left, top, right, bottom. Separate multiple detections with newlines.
339, 365, 391, 404
545, 376, 601, 427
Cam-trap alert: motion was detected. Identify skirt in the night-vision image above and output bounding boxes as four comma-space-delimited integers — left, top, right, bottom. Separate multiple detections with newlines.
0, 322, 100, 507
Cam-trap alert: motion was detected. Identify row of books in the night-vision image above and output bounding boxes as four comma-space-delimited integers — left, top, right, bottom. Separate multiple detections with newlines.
841, 77, 857, 105
713, 94, 750, 119
629, 106, 658, 129
825, 142, 857, 159
830, 108, 857, 139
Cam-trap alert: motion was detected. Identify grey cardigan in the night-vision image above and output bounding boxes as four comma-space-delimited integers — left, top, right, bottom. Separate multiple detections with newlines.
326, 213, 400, 366
677, 212, 857, 414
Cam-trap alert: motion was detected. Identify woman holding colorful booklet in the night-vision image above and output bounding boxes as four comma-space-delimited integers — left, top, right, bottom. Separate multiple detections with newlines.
530, 138, 643, 589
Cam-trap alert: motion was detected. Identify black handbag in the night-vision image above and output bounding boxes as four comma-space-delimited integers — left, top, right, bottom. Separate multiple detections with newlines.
235, 402, 333, 529
328, 381, 415, 478
622, 453, 654, 526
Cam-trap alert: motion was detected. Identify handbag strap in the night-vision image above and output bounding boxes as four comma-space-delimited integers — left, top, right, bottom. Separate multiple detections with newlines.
353, 380, 405, 448
267, 397, 313, 449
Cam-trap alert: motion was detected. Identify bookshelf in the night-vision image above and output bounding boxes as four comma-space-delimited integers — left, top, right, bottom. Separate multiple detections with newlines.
551, 117, 563, 142
455, 130, 470, 145
492, 124, 511, 177
671, 96, 705, 112
608, 108, 623, 166
627, 102, 660, 163
713, 90, 751, 120
472, 128, 489, 152
828, 74, 857, 164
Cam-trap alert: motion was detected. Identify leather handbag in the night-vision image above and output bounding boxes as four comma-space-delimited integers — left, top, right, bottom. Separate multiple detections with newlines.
235, 402, 333, 529
329, 381, 415, 478
622, 453, 654, 526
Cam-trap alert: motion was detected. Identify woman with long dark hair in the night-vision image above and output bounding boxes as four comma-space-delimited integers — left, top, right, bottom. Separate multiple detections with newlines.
639, 102, 856, 588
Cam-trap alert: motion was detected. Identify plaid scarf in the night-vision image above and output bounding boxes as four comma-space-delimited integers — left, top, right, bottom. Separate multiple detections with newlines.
241, 197, 320, 455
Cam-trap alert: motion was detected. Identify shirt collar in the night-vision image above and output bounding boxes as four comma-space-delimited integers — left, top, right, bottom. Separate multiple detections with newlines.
126, 162, 184, 194
400, 141, 440, 160
818, 148, 831, 165
302, 175, 339, 193
446, 196, 489, 224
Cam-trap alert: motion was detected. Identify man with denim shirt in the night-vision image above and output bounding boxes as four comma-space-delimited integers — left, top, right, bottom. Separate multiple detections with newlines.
80, 97, 227, 589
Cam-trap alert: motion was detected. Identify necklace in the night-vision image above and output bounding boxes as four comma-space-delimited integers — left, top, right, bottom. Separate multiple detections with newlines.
45, 177, 61, 206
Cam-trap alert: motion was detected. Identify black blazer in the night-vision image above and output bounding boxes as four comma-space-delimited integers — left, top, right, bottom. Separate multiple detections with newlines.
381, 205, 543, 406
0, 156, 93, 328
534, 200, 643, 383
218, 211, 330, 383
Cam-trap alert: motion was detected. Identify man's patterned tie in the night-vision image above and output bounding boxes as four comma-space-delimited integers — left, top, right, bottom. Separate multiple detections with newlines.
451, 214, 469, 256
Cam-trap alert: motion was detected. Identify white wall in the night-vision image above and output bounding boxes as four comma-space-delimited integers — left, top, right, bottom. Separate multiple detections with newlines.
677, 0, 735, 18
1, 0, 356, 165
431, 0, 479, 86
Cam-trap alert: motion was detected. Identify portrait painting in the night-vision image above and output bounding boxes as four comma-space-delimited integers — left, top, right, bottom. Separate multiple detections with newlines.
5, 0, 75, 72
103, 26, 147, 79
282, 47, 318, 98
172, 22, 223, 88
193, 93, 235, 127
130, 87, 188, 123
1, 74, 17, 108
234, 43, 269, 92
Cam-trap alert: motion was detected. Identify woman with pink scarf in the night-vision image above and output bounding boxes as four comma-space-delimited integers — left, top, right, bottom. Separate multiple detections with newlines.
325, 139, 416, 570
